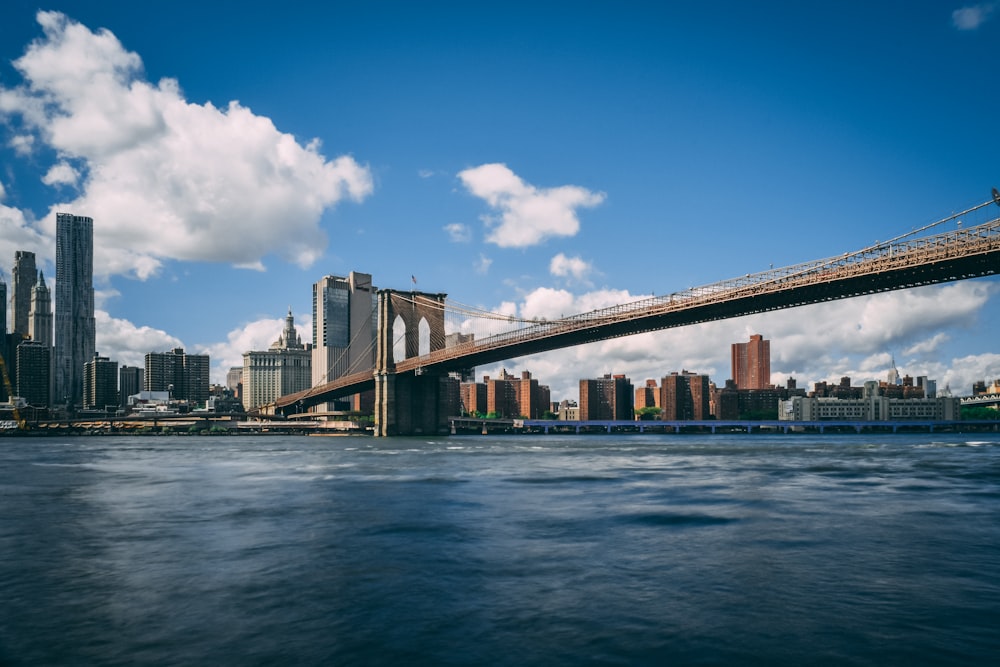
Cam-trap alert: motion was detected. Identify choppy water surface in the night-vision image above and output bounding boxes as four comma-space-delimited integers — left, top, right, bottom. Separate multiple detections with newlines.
1, 433, 999, 665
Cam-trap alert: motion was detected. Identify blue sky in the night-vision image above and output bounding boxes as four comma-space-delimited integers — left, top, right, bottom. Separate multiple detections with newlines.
1, 1, 998, 401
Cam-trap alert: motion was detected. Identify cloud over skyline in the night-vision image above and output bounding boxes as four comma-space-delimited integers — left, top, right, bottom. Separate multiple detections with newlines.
458, 163, 605, 248
0, 11, 373, 280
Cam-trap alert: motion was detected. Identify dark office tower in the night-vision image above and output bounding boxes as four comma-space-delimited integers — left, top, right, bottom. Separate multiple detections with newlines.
54, 213, 95, 409
83, 353, 118, 411
0, 272, 6, 335
731, 333, 770, 390
29, 271, 53, 347
16, 340, 51, 407
312, 272, 377, 412
119, 366, 144, 407
12, 251, 37, 338
145, 348, 210, 404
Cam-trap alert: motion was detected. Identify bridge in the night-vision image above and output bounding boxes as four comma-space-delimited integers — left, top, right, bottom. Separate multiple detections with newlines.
271, 190, 1000, 435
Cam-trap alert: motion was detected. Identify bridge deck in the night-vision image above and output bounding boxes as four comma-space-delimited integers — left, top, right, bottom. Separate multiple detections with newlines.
275, 210, 1000, 412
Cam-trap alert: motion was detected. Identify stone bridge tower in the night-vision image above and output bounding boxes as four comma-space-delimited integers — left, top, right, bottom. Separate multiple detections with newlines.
374, 289, 450, 436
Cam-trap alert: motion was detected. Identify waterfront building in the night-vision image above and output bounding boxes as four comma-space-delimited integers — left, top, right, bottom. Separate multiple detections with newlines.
28, 271, 53, 346
312, 272, 377, 412
145, 348, 209, 405
731, 334, 770, 389
11, 251, 36, 339
660, 371, 711, 420
54, 213, 96, 409
119, 366, 144, 408
579, 373, 633, 421
779, 393, 961, 422
83, 353, 118, 411
460, 369, 551, 418
242, 309, 312, 411
15, 340, 51, 407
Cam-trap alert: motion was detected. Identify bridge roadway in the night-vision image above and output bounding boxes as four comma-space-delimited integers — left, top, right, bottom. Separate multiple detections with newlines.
275, 205, 1000, 414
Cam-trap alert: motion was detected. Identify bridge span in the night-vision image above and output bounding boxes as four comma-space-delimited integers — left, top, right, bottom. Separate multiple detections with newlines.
271, 191, 1000, 435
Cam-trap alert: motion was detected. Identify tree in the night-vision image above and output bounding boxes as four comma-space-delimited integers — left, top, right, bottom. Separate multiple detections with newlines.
635, 406, 662, 421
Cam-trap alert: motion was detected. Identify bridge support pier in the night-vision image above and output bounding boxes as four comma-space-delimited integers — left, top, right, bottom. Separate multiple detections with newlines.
374, 370, 451, 437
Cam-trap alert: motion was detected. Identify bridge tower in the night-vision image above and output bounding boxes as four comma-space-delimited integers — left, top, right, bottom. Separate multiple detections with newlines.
374, 289, 450, 436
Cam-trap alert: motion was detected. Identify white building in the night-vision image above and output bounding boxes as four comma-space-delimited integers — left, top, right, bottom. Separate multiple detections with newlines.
779, 393, 961, 422
242, 309, 312, 411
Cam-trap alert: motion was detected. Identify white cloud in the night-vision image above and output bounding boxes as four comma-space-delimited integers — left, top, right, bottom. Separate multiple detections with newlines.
444, 222, 471, 242
95, 310, 184, 369
474, 253, 493, 274
41, 161, 80, 187
0, 11, 373, 280
0, 203, 49, 269
458, 163, 605, 248
953, 3, 995, 29
8, 134, 34, 155
549, 252, 593, 283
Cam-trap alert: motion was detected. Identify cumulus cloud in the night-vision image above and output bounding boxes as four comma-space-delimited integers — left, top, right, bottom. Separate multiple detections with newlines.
474, 253, 493, 274
41, 161, 80, 187
444, 222, 471, 242
0, 202, 49, 269
549, 252, 593, 283
466, 280, 998, 402
952, 3, 995, 29
458, 163, 605, 247
0, 11, 373, 280
95, 310, 184, 369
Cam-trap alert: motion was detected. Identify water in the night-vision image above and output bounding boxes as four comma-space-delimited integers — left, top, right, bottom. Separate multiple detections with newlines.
1, 433, 998, 666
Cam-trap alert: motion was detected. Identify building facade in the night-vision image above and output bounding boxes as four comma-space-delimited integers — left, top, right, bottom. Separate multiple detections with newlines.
83, 353, 118, 410
54, 213, 96, 409
242, 309, 312, 411
580, 374, 634, 420
145, 348, 210, 405
780, 391, 962, 422
16, 340, 50, 407
119, 366, 144, 407
11, 250, 36, 338
312, 272, 377, 411
731, 334, 770, 389
659, 371, 711, 420
29, 271, 53, 347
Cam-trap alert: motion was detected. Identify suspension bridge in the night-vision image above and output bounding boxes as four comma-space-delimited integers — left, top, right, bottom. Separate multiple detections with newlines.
269, 190, 1000, 435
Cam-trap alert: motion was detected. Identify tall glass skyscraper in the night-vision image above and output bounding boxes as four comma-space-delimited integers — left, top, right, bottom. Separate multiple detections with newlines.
54, 213, 96, 409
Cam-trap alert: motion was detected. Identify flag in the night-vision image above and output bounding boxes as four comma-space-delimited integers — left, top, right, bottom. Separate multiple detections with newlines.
411, 275, 417, 285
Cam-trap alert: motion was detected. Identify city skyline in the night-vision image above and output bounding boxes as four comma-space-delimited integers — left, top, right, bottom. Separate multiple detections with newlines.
1, 3, 999, 403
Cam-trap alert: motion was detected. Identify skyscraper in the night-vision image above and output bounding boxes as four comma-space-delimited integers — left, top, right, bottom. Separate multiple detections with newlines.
731, 334, 770, 390
0, 272, 6, 335
54, 213, 95, 408
312, 272, 377, 410
29, 271, 53, 347
83, 353, 118, 410
12, 250, 37, 338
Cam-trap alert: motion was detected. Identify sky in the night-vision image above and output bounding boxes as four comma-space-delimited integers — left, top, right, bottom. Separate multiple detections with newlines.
1, 0, 998, 402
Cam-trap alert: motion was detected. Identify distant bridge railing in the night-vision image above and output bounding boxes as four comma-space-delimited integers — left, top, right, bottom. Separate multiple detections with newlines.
274, 199, 1000, 412
395, 213, 1000, 373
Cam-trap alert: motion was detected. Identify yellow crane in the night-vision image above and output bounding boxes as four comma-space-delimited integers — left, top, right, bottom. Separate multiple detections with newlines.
0, 352, 27, 431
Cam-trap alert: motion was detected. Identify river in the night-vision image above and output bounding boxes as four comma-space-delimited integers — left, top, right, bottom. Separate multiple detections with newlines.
1, 432, 998, 665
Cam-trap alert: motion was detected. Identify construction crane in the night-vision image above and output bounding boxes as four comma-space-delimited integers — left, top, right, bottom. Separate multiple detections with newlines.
0, 352, 27, 431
